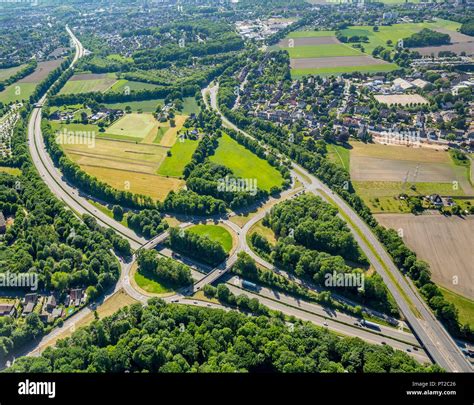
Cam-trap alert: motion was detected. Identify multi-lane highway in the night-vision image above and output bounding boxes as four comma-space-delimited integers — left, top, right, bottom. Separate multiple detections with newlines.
205, 83, 472, 372
21, 26, 471, 371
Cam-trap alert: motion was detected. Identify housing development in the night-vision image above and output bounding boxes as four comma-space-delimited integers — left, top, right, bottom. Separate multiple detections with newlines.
0, 0, 472, 402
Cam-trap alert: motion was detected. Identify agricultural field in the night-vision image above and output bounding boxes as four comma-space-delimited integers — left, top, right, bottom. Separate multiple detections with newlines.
110, 79, 159, 93
51, 107, 196, 201
157, 137, 199, 177
280, 30, 397, 77
340, 19, 462, 54
283, 19, 462, 77
376, 213, 474, 300
210, 133, 284, 192
187, 224, 234, 253
106, 113, 158, 140
0, 64, 26, 81
348, 142, 473, 212
0, 59, 64, 103
59, 73, 118, 94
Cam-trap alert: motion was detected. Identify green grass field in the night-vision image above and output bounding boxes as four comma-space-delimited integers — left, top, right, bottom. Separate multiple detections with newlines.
285, 44, 363, 59
354, 181, 466, 213
110, 79, 159, 93
341, 19, 461, 54
134, 267, 173, 294
0, 64, 26, 81
0, 166, 22, 176
188, 224, 233, 253
0, 82, 37, 103
287, 30, 336, 38
60, 75, 118, 95
291, 63, 398, 78
440, 287, 474, 328
210, 133, 284, 192
327, 144, 350, 170
106, 113, 157, 139
157, 138, 199, 177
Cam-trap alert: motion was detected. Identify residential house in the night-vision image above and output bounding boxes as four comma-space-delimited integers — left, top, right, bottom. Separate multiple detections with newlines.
0, 303, 16, 317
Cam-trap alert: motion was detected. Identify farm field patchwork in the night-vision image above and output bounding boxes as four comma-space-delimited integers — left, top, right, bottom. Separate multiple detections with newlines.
284, 19, 461, 77
280, 30, 397, 77
376, 213, 474, 300
0, 59, 64, 103
340, 19, 462, 54
210, 133, 284, 192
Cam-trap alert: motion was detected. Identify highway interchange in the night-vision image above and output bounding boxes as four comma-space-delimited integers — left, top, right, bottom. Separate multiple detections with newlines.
21, 27, 472, 372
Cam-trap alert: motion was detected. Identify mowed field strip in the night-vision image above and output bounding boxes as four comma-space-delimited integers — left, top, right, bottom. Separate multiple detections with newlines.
376, 213, 474, 300
157, 115, 187, 146
59, 73, 118, 94
107, 113, 158, 139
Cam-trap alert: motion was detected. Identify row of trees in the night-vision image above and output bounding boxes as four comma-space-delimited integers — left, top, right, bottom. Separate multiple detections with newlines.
0, 61, 37, 92
8, 298, 439, 372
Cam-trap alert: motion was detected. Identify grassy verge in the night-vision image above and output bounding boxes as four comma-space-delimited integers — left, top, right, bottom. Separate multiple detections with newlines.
440, 287, 474, 328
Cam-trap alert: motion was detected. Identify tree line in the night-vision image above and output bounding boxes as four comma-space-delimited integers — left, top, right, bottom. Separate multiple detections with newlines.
7, 298, 440, 372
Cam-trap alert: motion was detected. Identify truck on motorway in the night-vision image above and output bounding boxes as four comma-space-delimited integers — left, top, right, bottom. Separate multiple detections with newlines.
242, 280, 257, 290
360, 319, 381, 331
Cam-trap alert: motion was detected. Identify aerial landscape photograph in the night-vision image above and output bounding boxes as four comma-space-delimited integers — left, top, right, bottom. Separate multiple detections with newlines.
0, 0, 472, 403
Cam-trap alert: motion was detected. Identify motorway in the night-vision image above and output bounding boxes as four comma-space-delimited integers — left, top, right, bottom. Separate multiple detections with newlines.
204, 83, 472, 372
19, 27, 469, 370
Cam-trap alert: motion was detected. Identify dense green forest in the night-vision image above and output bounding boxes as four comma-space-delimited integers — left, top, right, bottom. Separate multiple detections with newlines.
7, 299, 441, 373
